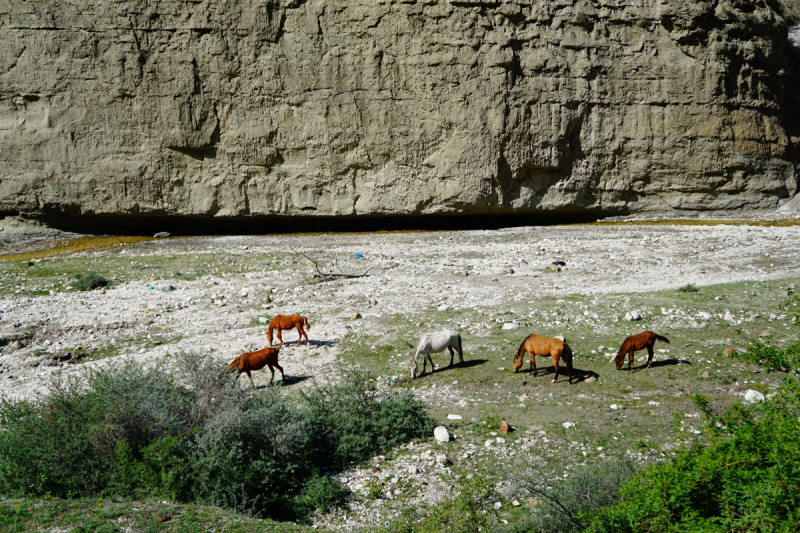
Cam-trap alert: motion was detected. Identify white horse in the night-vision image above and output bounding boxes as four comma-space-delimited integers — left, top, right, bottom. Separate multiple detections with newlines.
411, 329, 464, 379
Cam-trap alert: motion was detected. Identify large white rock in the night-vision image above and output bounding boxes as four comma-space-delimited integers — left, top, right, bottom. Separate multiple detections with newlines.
744, 390, 765, 403
434, 426, 450, 442
502, 322, 519, 330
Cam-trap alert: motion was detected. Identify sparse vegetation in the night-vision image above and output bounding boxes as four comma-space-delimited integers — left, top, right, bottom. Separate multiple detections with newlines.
735, 342, 800, 373
678, 283, 699, 292
72, 271, 110, 291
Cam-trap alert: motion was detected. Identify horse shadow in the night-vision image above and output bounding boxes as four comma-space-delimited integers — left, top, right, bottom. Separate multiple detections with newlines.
630, 359, 691, 372
255, 375, 312, 389
418, 358, 489, 377
281, 339, 335, 348
520, 365, 598, 383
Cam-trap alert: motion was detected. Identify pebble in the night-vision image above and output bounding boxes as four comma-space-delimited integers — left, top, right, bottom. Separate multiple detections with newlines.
435, 454, 449, 465
494, 502, 503, 509
437, 304, 452, 311
562, 422, 575, 429
446, 414, 462, 420
350, 312, 362, 320
724, 312, 734, 321
153, 232, 171, 238
610, 404, 619, 410
502, 322, 518, 330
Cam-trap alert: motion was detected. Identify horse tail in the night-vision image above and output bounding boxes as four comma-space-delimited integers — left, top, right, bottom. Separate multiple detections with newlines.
655, 334, 670, 344
457, 333, 463, 357
221, 357, 239, 377
562, 344, 574, 368
304, 316, 311, 330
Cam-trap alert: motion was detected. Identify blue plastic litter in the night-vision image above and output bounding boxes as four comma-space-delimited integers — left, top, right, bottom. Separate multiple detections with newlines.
148, 286, 154, 290
355, 253, 363, 259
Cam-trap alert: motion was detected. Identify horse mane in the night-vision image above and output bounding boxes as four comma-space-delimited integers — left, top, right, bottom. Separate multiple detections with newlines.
515, 336, 529, 362
615, 338, 631, 364
411, 336, 425, 369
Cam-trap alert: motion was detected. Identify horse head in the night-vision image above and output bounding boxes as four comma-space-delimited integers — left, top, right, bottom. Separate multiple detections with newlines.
614, 350, 626, 370
512, 353, 524, 372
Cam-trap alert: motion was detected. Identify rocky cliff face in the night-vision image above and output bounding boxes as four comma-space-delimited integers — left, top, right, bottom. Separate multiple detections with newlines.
1, 0, 798, 228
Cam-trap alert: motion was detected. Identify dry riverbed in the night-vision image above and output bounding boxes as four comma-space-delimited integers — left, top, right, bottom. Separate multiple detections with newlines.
1, 220, 799, 530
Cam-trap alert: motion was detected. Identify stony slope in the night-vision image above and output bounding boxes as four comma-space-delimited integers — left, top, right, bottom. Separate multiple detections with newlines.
1, 0, 798, 228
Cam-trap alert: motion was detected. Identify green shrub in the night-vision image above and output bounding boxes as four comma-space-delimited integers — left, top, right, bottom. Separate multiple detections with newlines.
303, 370, 435, 468
677, 283, 699, 293
585, 380, 800, 533
0, 354, 434, 522
510, 457, 638, 533
73, 272, 110, 291
735, 342, 799, 373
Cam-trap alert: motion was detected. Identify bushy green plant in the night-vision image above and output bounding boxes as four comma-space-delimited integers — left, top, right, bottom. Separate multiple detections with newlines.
0, 354, 434, 522
73, 271, 110, 291
510, 457, 638, 533
303, 370, 435, 468
736, 342, 799, 373
678, 283, 699, 293
585, 380, 800, 533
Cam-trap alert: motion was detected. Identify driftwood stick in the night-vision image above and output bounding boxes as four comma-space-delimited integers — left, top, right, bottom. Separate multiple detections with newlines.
291, 248, 373, 280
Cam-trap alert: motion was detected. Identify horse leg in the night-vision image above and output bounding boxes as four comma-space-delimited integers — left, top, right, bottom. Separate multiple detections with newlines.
421, 351, 428, 376
275, 362, 285, 382
629, 350, 635, 371
448, 346, 455, 367
427, 353, 435, 372
246, 371, 255, 389
646, 345, 654, 368
268, 364, 275, 384
552, 354, 560, 384
277, 328, 284, 346
297, 324, 309, 346
532, 352, 537, 377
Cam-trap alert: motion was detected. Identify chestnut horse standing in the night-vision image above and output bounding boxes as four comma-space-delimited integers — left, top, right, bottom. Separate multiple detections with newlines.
267, 314, 310, 346
222, 347, 284, 388
512, 333, 574, 384
615, 330, 670, 371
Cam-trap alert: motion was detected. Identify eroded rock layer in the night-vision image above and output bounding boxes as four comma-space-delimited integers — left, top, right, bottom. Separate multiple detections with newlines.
1, 0, 798, 224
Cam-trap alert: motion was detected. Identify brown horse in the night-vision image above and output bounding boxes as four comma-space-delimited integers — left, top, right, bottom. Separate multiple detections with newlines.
222, 347, 284, 388
615, 330, 670, 371
267, 314, 310, 346
512, 333, 574, 384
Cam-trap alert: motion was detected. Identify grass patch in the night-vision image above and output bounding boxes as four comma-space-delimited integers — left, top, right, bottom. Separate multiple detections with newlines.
734, 342, 800, 373
72, 271, 111, 291
677, 283, 699, 293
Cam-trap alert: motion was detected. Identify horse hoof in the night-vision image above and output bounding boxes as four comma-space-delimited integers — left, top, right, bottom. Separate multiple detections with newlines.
551, 379, 556, 383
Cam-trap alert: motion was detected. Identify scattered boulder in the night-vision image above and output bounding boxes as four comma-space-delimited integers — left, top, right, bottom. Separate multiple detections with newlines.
436, 454, 449, 465
744, 390, 765, 403
562, 422, 575, 429
499, 420, 510, 434
724, 311, 734, 321
501, 322, 518, 330
434, 426, 450, 443
153, 232, 171, 239
350, 312, 362, 320
494, 502, 503, 509
484, 439, 493, 448
9, 341, 21, 350
447, 414, 462, 420
496, 437, 506, 444
258, 317, 269, 324
546, 263, 562, 272
724, 346, 735, 356
28, 360, 40, 367
437, 304, 452, 311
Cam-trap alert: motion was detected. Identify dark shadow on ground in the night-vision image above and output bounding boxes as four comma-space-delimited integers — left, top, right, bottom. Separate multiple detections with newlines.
255, 375, 312, 389
635, 359, 692, 371
415, 358, 488, 378
516, 365, 598, 384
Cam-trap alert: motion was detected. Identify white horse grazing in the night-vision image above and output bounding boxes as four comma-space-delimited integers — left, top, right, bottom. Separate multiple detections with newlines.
411, 329, 463, 379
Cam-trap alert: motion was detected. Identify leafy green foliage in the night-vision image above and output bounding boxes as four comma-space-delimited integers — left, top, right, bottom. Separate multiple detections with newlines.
585, 379, 800, 533
383, 475, 496, 533
678, 283, 699, 293
303, 370, 436, 468
510, 457, 638, 533
735, 342, 800, 373
73, 271, 110, 291
0, 354, 433, 522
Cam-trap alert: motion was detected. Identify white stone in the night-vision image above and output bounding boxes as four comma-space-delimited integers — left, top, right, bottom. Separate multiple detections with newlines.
502, 322, 518, 330
512, 500, 521, 507
494, 502, 503, 509
436, 454, 448, 465
610, 404, 619, 410
447, 414, 462, 420
437, 304, 452, 311
434, 426, 450, 442
744, 389, 765, 403
724, 312, 734, 321
258, 316, 268, 324
496, 437, 506, 444
562, 422, 575, 429
485, 439, 494, 448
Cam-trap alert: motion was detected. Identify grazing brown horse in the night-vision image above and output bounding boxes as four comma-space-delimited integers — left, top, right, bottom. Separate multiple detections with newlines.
267, 314, 310, 346
222, 347, 284, 388
512, 333, 574, 384
615, 330, 670, 371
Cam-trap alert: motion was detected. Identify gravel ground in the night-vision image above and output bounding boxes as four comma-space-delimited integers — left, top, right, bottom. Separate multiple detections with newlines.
0, 219, 798, 529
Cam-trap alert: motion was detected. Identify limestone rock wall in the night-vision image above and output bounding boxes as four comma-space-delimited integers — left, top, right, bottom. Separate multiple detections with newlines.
1, 0, 798, 224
